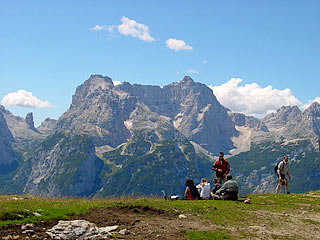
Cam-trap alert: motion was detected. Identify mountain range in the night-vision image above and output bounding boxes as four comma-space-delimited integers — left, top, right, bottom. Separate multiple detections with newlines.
0, 75, 319, 197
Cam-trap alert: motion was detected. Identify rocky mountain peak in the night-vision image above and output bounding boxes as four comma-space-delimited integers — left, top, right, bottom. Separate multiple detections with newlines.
25, 112, 35, 128
88, 74, 113, 85
38, 118, 57, 136
304, 102, 320, 114
181, 76, 194, 83
263, 105, 302, 129
303, 102, 320, 136
71, 75, 114, 106
277, 105, 301, 117
85, 75, 114, 92
25, 112, 40, 133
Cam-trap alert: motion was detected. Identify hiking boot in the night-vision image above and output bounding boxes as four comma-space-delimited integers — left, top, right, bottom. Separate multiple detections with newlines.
286, 191, 290, 194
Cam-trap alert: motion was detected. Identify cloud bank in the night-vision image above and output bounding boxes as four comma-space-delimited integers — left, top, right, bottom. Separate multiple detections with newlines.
165, 38, 192, 51
209, 78, 303, 117
1, 90, 52, 108
187, 69, 199, 74
90, 18, 194, 51
89, 25, 115, 32
117, 16, 155, 42
113, 80, 121, 86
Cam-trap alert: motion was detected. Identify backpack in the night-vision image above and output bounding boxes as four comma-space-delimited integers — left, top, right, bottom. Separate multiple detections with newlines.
274, 160, 284, 174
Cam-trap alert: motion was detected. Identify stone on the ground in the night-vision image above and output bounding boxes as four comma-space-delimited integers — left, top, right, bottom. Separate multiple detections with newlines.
244, 199, 251, 204
22, 230, 35, 234
99, 226, 118, 234
10, 197, 24, 200
2, 235, 12, 240
178, 214, 187, 219
33, 212, 42, 217
119, 229, 129, 235
46, 220, 115, 239
21, 223, 34, 230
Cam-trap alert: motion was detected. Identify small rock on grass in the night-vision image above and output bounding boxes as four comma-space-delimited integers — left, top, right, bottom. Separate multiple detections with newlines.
178, 214, 187, 219
119, 229, 129, 235
33, 212, 42, 217
21, 223, 34, 230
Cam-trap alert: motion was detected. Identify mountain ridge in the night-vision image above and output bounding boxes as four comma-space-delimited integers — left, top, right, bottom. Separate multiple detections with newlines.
0, 74, 319, 197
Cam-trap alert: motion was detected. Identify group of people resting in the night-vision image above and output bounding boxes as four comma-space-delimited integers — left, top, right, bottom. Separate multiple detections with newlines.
184, 152, 239, 200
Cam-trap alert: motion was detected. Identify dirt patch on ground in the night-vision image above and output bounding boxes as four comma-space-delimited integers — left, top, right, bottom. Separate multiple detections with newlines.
242, 209, 320, 240
0, 206, 210, 240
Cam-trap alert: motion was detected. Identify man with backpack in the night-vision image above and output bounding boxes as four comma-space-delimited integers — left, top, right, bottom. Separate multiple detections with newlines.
275, 155, 291, 194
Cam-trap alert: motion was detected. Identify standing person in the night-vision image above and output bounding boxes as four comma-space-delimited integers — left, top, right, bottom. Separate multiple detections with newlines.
184, 179, 200, 200
212, 152, 230, 183
276, 155, 291, 194
196, 178, 211, 200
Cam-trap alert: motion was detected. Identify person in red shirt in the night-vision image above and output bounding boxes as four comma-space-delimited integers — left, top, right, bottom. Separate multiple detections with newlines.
212, 152, 230, 183
184, 179, 200, 200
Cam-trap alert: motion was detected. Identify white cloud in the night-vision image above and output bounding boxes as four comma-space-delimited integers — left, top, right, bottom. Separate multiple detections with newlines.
165, 38, 192, 51
209, 78, 302, 117
113, 80, 121, 86
1, 90, 52, 108
301, 97, 320, 111
187, 69, 199, 74
90, 25, 115, 32
117, 16, 155, 42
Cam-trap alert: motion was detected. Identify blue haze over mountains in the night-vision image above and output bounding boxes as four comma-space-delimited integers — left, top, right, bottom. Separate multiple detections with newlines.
0, 75, 319, 197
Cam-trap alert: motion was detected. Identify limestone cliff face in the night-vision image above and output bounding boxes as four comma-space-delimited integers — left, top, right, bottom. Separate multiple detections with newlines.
56, 75, 238, 155
56, 75, 132, 147
228, 112, 269, 132
25, 112, 40, 133
262, 104, 320, 139
119, 76, 238, 154
0, 107, 18, 174
37, 118, 57, 136
302, 102, 320, 136
21, 133, 103, 197
0, 106, 42, 142
263, 105, 302, 129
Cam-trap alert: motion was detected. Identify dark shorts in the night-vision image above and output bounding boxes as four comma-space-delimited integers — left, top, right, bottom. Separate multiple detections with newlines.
277, 174, 287, 185
278, 173, 286, 180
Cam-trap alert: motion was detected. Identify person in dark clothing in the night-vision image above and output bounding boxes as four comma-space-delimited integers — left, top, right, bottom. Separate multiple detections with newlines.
210, 178, 222, 197
184, 179, 200, 200
212, 152, 230, 183
212, 174, 238, 200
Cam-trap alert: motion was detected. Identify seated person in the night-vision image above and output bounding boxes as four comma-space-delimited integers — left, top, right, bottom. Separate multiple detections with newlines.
184, 179, 200, 200
196, 178, 211, 200
210, 178, 222, 197
212, 174, 238, 200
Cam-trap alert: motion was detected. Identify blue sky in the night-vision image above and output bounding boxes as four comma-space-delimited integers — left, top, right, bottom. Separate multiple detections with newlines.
1, 0, 319, 126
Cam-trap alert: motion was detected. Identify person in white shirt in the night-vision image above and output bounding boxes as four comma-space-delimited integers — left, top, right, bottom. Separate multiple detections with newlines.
276, 155, 291, 194
196, 178, 211, 200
